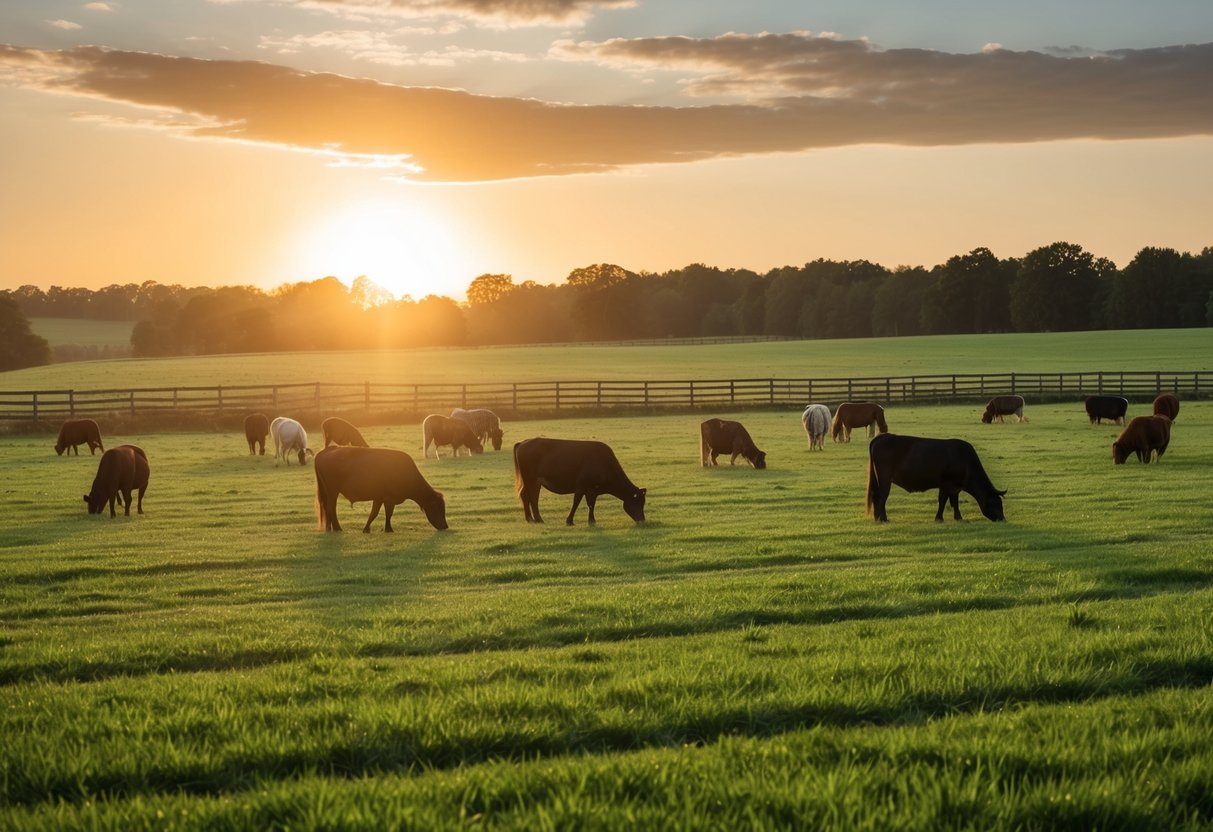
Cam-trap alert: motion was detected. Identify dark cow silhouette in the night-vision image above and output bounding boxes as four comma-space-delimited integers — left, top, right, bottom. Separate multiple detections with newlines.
84, 445, 149, 517
322, 416, 369, 448
1085, 395, 1128, 425
700, 418, 766, 469
1152, 393, 1180, 421
244, 413, 270, 455
981, 395, 1028, 424
866, 434, 1006, 523
832, 402, 888, 443
314, 446, 447, 532
55, 419, 104, 456
1112, 415, 1172, 464
422, 414, 483, 458
513, 438, 646, 526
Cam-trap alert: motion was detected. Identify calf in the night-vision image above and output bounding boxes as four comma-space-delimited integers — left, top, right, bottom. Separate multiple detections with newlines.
55, 419, 104, 456
1112, 415, 1171, 464
315, 446, 447, 532
700, 418, 766, 468
513, 437, 646, 526
84, 445, 149, 517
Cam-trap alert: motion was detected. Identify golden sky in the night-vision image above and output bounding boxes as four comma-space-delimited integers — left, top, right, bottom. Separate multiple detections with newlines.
1, 1, 1211, 299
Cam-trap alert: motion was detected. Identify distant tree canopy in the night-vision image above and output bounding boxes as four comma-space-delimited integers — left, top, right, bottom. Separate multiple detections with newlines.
0, 293, 52, 371
6, 243, 1211, 361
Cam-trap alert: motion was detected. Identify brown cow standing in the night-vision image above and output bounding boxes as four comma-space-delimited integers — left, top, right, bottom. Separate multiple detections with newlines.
314, 446, 447, 532
981, 395, 1028, 424
1152, 393, 1180, 421
1112, 415, 1171, 464
83, 445, 149, 517
832, 402, 888, 443
55, 419, 104, 456
513, 437, 646, 526
322, 416, 370, 448
700, 418, 766, 468
244, 413, 270, 455
422, 414, 483, 458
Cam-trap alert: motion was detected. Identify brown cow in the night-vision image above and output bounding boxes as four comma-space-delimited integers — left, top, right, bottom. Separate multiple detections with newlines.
832, 402, 888, 443
322, 416, 370, 448
1152, 393, 1180, 421
700, 418, 766, 469
981, 395, 1028, 424
314, 446, 447, 532
513, 437, 646, 525
55, 419, 104, 456
244, 413, 270, 455
1112, 415, 1171, 464
83, 445, 149, 517
866, 434, 1006, 523
422, 414, 483, 458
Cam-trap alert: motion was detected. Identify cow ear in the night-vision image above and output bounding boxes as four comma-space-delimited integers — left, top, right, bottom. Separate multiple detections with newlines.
82, 495, 89, 503
997, 489, 1008, 497
640, 488, 647, 495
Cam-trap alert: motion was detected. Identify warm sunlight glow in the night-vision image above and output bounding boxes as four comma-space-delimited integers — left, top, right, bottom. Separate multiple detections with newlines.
288, 196, 474, 299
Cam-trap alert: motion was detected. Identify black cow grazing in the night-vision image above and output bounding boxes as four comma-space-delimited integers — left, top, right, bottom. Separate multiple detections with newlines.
314, 446, 447, 532
981, 395, 1028, 424
865, 434, 1006, 523
1152, 393, 1180, 421
513, 438, 646, 526
700, 418, 766, 469
244, 413, 270, 455
56, 419, 104, 456
84, 445, 149, 517
321, 416, 370, 448
1112, 415, 1172, 464
1085, 395, 1129, 425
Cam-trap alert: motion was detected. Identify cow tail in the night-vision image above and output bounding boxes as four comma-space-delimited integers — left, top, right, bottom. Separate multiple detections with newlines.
699, 422, 710, 466
831, 409, 843, 441
512, 442, 526, 506
315, 462, 330, 530
864, 450, 878, 517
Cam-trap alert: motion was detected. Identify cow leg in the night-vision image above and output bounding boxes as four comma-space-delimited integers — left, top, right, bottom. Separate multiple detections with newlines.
729, 452, 739, 466
364, 500, 382, 533
935, 491, 948, 522
566, 492, 583, 526
709, 450, 719, 466
121, 488, 133, 516
108, 495, 117, 518
874, 482, 890, 522
136, 487, 145, 514
951, 493, 962, 521
383, 503, 396, 532
528, 487, 544, 523
586, 493, 598, 525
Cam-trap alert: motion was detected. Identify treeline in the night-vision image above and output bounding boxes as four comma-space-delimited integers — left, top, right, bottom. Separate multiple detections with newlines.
4, 242, 1212, 363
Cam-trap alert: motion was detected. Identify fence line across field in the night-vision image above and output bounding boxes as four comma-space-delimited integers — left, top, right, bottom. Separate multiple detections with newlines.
1, 371, 1206, 422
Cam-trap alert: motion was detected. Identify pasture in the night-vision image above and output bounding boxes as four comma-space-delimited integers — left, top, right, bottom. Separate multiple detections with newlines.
2, 400, 1212, 829
28, 318, 136, 348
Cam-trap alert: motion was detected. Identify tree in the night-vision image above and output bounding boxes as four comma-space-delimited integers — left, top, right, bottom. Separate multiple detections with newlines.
1010, 242, 1111, 332
466, 273, 516, 306
922, 247, 1014, 334
566, 263, 631, 289
350, 275, 394, 309
0, 293, 52, 370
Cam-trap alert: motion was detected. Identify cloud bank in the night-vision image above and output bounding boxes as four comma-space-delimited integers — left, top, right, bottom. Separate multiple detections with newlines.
222, 0, 635, 26
2, 35, 1211, 182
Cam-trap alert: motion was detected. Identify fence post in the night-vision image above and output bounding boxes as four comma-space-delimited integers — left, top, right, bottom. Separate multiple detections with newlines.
597, 381, 602, 407
1156, 371, 1161, 394
689, 381, 695, 407
555, 382, 561, 410
730, 380, 735, 404
413, 385, 419, 414
1010, 373, 1016, 395
911, 377, 916, 402
173, 388, 178, 409
462, 384, 467, 408
68, 390, 75, 417
644, 381, 649, 406
512, 383, 518, 412
951, 375, 957, 398
365, 381, 371, 412
32, 392, 38, 423
769, 379, 775, 405
129, 390, 135, 417
886, 377, 891, 401
847, 379, 853, 400
218, 385, 223, 412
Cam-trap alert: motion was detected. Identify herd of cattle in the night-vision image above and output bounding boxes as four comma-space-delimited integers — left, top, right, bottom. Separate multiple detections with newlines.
54, 391, 1183, 527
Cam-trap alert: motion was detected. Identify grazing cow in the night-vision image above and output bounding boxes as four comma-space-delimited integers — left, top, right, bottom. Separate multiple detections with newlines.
1152, 393, 1180, 421
422, 414, 483, 458
83, 445, 149, 517
802, 404, 831, 451
55, 419, 104, 456
513, 437, 646, 526
1084, 395, 1129, 425
982, 395, 1028, 424
244, 413, 270, 456
271, 416, 313, 465
450, 408, 504, 451
1112, 415, 1171, 464
865, 433, 1006, 523
832, 402, 888, 443
321, 416, 369, 448
315, 446, 447, 532
700, 418, 766, 469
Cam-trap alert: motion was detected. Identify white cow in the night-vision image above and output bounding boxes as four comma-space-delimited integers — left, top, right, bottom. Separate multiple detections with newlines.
271, 416, 313, 465
802, 404, 832, 451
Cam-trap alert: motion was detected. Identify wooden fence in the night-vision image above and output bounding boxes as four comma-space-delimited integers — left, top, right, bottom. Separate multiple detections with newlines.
1, 371, 1207, 423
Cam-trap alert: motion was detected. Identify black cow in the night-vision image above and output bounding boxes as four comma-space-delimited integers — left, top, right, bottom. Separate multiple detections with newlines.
1084, 395, 1129, 425
513, 438, 646, 526
84, 445, 149, 517
865, 433, 1006, 523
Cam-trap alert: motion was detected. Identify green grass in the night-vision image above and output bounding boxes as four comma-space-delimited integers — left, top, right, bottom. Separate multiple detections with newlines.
28, 318, 135, 348
2, 400, 1211, 829
3, 328, 1211, 389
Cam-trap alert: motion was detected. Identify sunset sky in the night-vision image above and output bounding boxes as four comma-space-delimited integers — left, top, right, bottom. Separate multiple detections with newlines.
2, 1, 1211, 301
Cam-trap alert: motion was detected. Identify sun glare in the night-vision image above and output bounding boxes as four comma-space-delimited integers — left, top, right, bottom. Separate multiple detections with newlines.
288, 196, 475, 300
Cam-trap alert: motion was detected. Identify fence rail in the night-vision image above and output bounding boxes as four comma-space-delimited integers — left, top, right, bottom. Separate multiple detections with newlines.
1, 371, 1207, 423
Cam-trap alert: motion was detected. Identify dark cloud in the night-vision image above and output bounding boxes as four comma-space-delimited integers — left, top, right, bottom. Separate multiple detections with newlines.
2, 38, 1211, 182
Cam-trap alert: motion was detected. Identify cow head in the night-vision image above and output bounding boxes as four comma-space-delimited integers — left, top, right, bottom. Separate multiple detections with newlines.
298, 447, 314, 466
83, 493, 103, 515
1111, 442, 1129, 464
55, 443, 66, 456
980, 489, 1007, 521
623, 488, 647, 523
471, 437, 484, 455
751, 450, 767, 470
489, 428, 504, 451
421, 491, 448, 531
981, 410, 994, 424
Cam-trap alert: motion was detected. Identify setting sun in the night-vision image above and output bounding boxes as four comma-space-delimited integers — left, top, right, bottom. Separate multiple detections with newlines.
288, 195, 475, 300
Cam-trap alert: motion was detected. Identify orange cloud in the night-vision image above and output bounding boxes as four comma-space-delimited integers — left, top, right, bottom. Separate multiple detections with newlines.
2, 40, 1211, 182
249, 0, 634, 26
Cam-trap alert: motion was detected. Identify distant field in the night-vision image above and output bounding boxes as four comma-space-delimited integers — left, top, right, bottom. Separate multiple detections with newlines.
2, 328, 1211, 390
1, 402, 1211, 828
28, 317, 135, 348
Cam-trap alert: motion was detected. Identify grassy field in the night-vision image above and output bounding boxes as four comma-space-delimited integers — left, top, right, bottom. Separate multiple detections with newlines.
28, 318, 135, 348
3, 328, 1211, 390
2, 398, 1211, 829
